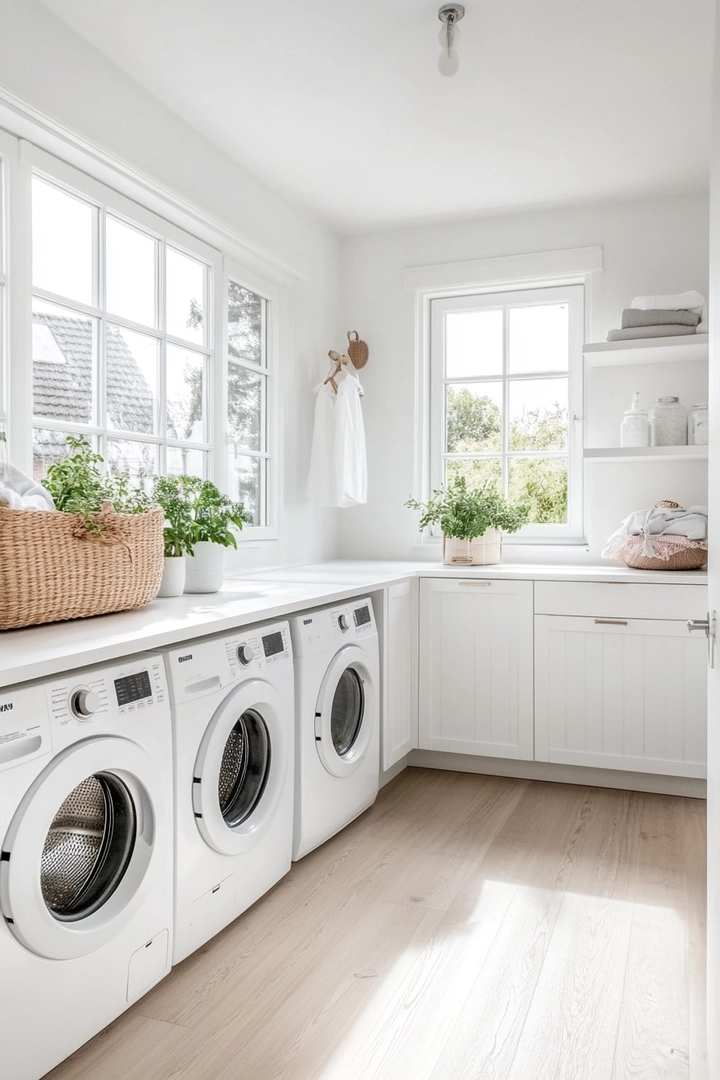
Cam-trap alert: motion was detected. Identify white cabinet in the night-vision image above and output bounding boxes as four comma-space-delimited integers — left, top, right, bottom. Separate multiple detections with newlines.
535, 615, 707, 778
382, 579, 418, 770
418, 578, 534, 759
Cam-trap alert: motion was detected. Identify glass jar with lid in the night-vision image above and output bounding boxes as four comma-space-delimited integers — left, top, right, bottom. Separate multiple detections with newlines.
648, 397, 688, 446
688, 403, 709, 446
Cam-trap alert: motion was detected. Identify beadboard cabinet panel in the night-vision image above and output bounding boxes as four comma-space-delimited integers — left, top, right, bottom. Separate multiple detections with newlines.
419, 578, 534, 759
535, 615, 707, 777
382, 579, 418, 770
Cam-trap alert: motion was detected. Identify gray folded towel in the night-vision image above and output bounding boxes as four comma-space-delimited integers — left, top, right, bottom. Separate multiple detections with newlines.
606, 324, 696, 342
621, 308, 700, 329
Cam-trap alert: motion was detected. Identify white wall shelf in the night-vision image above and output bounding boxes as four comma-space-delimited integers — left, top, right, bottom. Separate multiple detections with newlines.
584, 446, 708, 463
583, 334, 708, 367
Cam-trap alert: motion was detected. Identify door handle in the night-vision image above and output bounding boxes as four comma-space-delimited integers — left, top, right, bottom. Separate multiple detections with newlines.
687, 611, 716, 669
458, 581, 492, 587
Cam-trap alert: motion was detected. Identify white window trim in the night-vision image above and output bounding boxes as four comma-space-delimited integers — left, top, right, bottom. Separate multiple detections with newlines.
0, 128, 14, 435
421, 281, 586, 545
222, 260, 280, 541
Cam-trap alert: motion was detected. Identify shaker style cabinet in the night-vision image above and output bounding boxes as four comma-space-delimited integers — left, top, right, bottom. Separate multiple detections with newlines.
534, 611, 708, 778
382, 579, 418, 770
418, 578, 534, 759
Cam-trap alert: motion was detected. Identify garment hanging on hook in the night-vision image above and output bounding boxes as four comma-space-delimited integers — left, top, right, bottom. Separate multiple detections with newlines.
307, 358, 367, 507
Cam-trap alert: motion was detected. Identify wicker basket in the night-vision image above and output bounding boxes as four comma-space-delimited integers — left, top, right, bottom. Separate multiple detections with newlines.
0, 505, 164, 630
620, 546, 708, 572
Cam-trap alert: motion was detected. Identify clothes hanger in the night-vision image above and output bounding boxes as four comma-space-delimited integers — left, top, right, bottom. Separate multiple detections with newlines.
323, 350, 348, 394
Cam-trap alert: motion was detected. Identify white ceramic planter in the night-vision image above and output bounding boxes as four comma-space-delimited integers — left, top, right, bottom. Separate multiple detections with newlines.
184, 542, 225, 593
443, 530, 503, 566
157, 556, 186, 597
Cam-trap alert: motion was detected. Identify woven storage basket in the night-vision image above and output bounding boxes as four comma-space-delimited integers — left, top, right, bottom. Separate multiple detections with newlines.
620, 546, 708, 572
0, 505, 164, 630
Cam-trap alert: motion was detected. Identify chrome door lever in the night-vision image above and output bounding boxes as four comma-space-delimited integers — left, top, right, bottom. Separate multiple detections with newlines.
687, 611, 716, 668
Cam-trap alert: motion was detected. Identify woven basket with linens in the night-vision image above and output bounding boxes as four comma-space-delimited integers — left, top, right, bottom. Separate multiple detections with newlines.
602, 501, 708, 572
0, 503, 164, 630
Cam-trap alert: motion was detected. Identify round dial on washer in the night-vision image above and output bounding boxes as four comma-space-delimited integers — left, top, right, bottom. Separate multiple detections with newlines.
338, 614, 349, 632
237, 644, 255, 666
71, 689, 100, 719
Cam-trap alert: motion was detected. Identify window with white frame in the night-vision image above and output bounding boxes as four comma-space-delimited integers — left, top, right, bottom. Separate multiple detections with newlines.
225, 275, 273, 528
0, 133, 9, 439
429, 284, 584, 541
30, 161, 219, 486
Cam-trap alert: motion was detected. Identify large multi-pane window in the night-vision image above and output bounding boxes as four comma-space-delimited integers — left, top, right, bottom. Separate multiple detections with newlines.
225, 276, 272, 527
430, 284, 584, 540
30, 166, 218, 486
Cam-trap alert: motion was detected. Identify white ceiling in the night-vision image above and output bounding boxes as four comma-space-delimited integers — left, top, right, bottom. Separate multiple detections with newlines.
40, 0, 714, 232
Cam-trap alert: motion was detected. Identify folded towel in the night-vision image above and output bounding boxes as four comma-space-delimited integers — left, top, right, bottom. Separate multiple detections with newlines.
621, 308, 700, 329
606, 325, 696, 341
0, 463, 55, 511
631, 290, 705, 313
603, 504, 708, 560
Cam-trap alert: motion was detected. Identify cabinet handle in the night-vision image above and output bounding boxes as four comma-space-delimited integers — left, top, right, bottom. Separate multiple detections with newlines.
459, 581, 492, 587
594, 618, 628, 626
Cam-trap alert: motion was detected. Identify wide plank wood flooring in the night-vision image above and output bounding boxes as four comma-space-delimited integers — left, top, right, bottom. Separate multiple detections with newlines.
46, 768, 708, 1080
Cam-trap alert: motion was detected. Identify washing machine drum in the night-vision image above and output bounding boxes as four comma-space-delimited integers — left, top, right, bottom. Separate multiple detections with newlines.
0, 737, 162, 960
314, 645, 376, 779
192, 679, 289, 857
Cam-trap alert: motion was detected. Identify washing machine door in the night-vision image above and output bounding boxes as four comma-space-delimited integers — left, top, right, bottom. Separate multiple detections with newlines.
192, 679, 289, 856
314, 645, 376, 778
0, 736, 163, 961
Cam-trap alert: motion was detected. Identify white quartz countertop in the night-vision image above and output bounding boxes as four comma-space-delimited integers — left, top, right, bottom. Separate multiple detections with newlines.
0, 559, 707, 689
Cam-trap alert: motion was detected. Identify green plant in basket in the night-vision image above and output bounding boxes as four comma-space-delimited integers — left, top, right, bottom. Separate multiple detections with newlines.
406, 476, 529, 541
45, 437, 150, 533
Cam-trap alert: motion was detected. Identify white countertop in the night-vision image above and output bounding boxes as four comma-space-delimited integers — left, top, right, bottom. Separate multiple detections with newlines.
0, 560, 707, 689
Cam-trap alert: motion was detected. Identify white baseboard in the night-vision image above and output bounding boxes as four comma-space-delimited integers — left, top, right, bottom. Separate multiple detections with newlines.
380, 755, 409, 788
408, 750, 707, 799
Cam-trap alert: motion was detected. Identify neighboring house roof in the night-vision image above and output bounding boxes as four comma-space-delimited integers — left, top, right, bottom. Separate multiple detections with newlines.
33, 312, 154, 433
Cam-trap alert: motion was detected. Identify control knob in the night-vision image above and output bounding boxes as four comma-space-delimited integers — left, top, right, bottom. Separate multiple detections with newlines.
72, 689, 100, 719
338, 614, 349, 632
237, 644, 255, 666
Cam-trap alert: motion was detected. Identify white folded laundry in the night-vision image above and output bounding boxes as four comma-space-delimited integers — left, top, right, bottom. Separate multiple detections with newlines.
603, 504, 708, 560
630, 290, 705, 313
697, 305, 708, 333
0, 462, 55, 511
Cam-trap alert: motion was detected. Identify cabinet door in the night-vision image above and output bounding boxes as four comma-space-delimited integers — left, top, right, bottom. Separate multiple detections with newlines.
382, 579, 418, 770
419, 578, 534, 759
535, 615, 707, 777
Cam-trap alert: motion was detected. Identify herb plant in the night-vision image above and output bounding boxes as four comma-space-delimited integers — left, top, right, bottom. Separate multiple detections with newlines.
152, 475, 251, 555
406, 476, 529, 541
45, 438, 150, 533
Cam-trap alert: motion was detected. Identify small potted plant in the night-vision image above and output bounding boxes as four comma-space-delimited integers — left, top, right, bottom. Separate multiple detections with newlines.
152, 476, 193, 597
406, 476, 529, 565
172, 476, 252, 593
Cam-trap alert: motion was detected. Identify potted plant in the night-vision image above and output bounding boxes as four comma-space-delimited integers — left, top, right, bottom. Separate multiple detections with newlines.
406, 476, 530, 565
159, 476, 252, 593
152, 476, 194, 596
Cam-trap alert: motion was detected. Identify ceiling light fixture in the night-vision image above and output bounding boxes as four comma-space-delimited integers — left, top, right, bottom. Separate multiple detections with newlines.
437, 3, 465, 77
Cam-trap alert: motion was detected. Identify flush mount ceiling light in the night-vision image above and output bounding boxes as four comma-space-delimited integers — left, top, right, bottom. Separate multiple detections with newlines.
438, 3, 465, 77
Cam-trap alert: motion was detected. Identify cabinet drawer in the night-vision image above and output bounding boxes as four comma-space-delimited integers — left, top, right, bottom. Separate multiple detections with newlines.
534, 581, 706, 621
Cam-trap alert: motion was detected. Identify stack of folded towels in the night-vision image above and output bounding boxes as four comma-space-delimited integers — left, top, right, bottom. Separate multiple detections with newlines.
606, 289, 707, 342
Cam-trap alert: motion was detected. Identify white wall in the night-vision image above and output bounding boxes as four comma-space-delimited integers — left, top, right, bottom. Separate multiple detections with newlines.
0, 0, 342, 569
340, 193, 709, 563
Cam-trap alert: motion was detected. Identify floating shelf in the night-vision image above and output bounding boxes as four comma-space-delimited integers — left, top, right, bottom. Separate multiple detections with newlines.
583, 334, 708, 368
584, 446, 708, 463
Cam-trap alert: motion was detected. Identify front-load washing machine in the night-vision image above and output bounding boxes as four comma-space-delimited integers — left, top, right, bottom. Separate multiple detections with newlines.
165, 620, 294, 965
290, 597, 380, 860
0, 654, 173, 1080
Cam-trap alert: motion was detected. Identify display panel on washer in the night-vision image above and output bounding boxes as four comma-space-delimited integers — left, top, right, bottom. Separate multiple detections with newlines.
114, 671, 152, 706
262, 632, 285, 658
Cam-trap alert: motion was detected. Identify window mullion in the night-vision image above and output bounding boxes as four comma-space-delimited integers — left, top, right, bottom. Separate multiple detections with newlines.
502, 304, 509, 497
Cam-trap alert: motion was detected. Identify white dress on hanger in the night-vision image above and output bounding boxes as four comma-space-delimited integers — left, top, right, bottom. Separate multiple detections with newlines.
307, 368, 367, 508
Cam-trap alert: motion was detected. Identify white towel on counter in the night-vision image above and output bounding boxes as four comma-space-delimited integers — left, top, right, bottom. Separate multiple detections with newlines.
0, 462, 55, 511
307, 371, 367, 508
631, 290, 705, 313
606, 504, 708, 558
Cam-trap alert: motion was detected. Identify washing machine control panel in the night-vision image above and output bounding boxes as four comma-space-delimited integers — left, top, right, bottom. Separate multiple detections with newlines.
293, 599, 377, 655
225, 621, 292, 680
46, 655, 168, 749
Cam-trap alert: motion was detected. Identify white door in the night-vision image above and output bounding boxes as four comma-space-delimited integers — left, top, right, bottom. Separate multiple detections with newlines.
419, 578, 534, 759
315, 645, 378, 777
535, 615, 707, 776
382, 579, 417, 770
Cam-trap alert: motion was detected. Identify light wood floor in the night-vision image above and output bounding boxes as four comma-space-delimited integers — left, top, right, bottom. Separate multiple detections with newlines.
47, 768, 708, 1080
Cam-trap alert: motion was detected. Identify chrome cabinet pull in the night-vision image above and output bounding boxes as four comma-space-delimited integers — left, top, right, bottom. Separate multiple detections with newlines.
687, 611, 716, 669
458, 581, 492, 587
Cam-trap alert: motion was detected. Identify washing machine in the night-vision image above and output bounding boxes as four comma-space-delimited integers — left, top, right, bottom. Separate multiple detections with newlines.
165, 620, 294, 965
290, 596, 380, 860
0, 654, 173, 1080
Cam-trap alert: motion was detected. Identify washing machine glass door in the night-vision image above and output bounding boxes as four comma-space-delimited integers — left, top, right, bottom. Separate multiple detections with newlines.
193, 679, 288, 856
315, 645, 376, 778
0, 736, 164, 960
